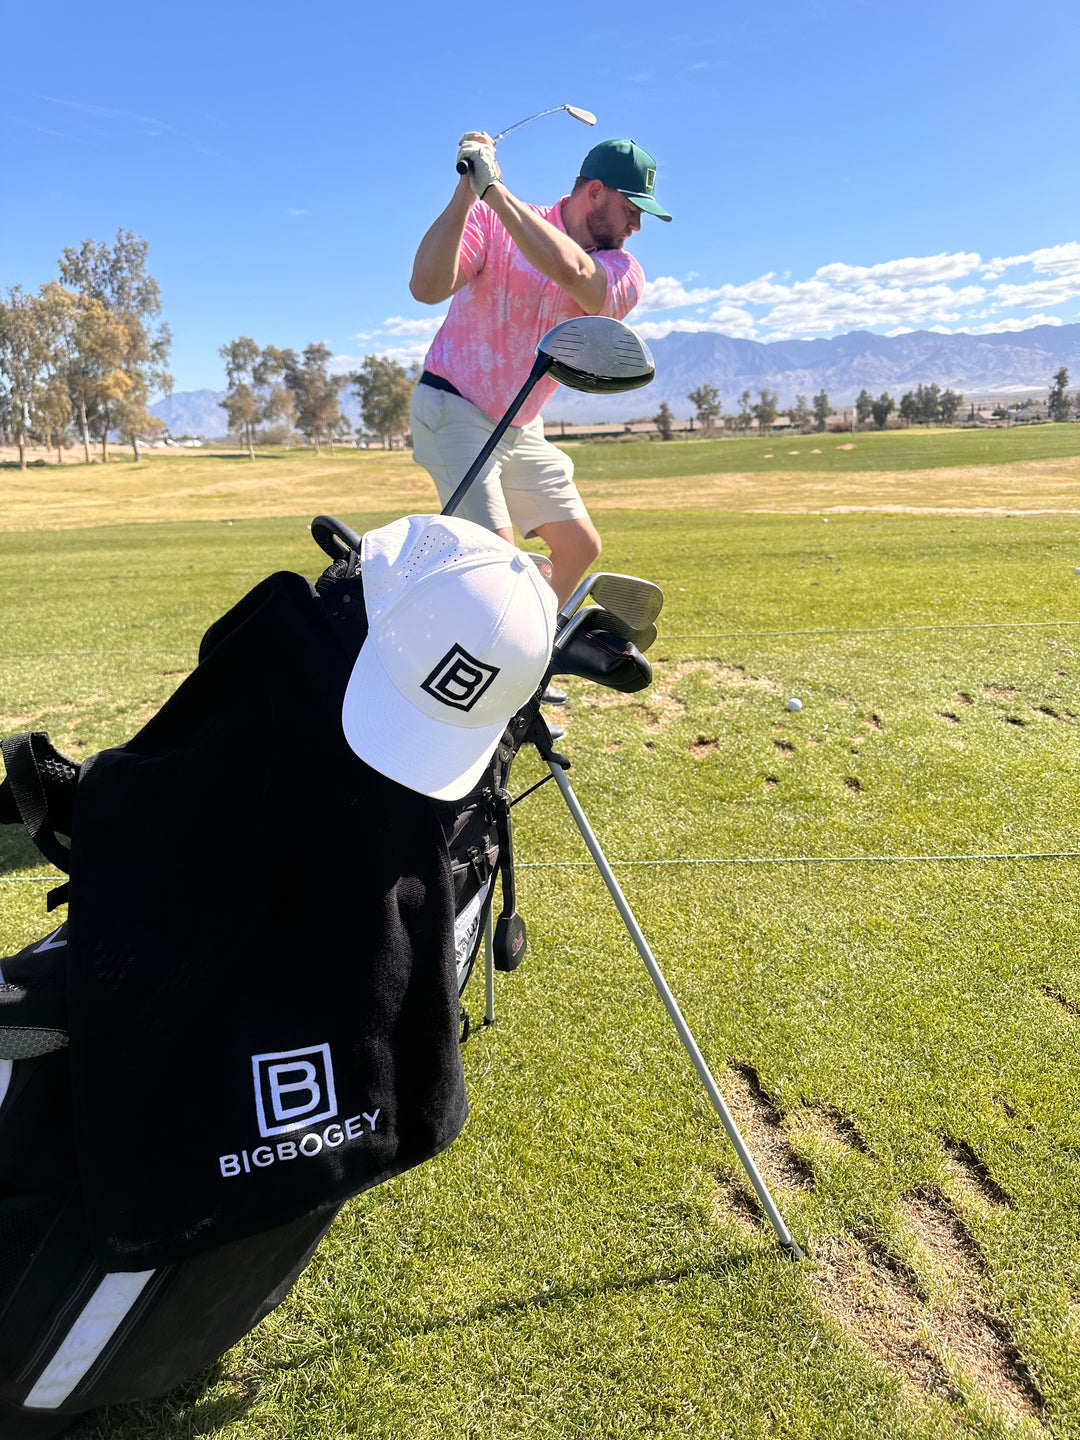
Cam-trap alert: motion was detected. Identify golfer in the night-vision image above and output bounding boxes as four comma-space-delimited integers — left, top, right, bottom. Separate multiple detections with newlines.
409, 134, 671, 605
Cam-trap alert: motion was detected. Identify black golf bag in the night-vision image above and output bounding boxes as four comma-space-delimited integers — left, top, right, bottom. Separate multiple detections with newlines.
0, 530, 536, 1436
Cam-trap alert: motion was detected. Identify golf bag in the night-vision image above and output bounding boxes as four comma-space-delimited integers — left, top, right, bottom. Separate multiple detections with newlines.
0, 534, 535, 1436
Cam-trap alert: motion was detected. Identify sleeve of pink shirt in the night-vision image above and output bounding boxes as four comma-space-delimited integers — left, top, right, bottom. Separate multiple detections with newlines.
596, 252, 645, 320
457, 203, 489, 280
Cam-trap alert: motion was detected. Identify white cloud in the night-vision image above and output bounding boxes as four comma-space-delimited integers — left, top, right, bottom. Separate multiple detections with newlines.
927, 325, 953, 334
980, 313, 1065, 333
815, 252, 982, 286
382, 313, 447, 337
992, 276, 1080, 308
985, 242, 1080, 279
885, 326, 915, 337
637, 276, 728, 313
635, 315, 757, 341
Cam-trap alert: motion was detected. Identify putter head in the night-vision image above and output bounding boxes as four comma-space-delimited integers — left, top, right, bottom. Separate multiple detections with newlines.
559, 571, 664, 632
537, 317, 654, 394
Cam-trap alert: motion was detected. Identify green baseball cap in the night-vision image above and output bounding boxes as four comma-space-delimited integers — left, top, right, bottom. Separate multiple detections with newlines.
579, 139, 672, 221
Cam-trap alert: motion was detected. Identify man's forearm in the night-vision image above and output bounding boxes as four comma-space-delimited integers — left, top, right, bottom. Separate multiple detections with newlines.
410, 177, 476, 304
482, 184, 607, 315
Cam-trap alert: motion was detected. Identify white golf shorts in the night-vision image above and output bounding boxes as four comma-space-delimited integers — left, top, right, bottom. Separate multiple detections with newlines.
410, 382, 587, 538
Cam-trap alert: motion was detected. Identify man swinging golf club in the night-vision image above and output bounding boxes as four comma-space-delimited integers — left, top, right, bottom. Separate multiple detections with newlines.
409, 132, 671, 607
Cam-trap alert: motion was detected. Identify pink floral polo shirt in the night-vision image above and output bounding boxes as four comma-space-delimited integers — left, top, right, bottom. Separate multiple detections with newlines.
423, 198, 644, 426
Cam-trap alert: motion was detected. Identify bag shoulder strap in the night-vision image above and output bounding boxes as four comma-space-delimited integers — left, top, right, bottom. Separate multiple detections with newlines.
0, 731, 78, 876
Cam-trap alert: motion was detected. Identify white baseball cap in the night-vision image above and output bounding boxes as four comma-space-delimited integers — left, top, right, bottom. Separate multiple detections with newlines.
342, 514, 557, 800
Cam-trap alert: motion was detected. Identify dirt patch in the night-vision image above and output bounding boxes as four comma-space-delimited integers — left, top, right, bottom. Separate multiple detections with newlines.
901, 1192, 1043, 1424
955, 693, 974, 706
774, 739, 795, 756
689, 736, 719, 758
719, 1063, 814, 1195
937, 712, 961, 724
939, 1136, 1014, 1210
810, 1194, 1044, 1428
983, 686, 1019, 701
861, 713, 884, 731
844, 777, 862, 793
795, 1104, 871, 1154
1032, 705, 1074, 722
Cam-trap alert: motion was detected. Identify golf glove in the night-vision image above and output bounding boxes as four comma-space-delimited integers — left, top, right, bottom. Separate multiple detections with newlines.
457, 133, 501, 198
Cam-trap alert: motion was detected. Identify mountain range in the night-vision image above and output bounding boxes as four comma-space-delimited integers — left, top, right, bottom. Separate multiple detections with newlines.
150, 322, 1080, 434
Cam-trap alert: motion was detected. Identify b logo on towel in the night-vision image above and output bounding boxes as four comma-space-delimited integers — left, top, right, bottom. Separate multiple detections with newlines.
252, 1044, 337, 1137
421, 644, 500, 712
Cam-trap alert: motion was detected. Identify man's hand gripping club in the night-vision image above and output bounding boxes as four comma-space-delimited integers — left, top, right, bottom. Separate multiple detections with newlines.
456, 131, 501, 197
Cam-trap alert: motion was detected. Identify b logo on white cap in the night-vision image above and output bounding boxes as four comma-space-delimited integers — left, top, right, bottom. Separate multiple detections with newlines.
421, 644, 500, 712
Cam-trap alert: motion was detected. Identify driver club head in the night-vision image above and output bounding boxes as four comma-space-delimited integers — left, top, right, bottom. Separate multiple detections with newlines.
537, 317, 654, 394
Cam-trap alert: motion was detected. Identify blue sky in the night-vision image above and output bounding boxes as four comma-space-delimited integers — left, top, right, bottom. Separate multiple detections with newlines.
4, 0, 1077, 393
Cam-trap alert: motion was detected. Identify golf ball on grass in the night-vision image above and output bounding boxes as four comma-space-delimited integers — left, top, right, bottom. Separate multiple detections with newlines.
786, 698, 803, 712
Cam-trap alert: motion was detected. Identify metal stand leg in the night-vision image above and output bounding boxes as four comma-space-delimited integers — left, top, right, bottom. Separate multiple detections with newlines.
546, 759, 806, 1260
483, 910, 495, 1026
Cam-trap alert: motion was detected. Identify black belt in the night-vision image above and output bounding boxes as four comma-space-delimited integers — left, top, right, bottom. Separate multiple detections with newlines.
419, 370, 463, 399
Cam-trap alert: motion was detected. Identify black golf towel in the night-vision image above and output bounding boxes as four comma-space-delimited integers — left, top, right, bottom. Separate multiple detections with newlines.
64, 567, 468, 1270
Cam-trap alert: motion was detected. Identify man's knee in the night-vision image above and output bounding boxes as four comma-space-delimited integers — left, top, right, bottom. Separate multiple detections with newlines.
541, 518, 601, 566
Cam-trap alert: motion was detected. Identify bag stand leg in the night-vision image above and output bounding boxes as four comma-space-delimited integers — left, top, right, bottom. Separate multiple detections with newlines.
543, 754, 806, 1261
483, 911, 496, 1026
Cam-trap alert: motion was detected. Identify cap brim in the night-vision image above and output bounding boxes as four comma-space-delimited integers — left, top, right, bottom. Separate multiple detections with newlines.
342, 642, 506, 802
622, 192, 672, 221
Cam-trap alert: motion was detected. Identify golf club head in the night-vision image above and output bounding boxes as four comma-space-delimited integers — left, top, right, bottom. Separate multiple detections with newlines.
556, 603, 658, 653
559, 571, 664, 632
537, 317, 654, 394
550, 624, 652, 693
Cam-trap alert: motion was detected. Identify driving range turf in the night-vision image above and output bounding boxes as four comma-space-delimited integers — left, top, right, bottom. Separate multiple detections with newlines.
2, 430, 1079, 1438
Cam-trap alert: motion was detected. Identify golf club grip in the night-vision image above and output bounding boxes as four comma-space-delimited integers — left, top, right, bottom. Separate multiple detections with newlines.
456, 158, 471, 174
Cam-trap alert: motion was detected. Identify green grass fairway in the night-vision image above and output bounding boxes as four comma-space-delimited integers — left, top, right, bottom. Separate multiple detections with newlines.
567, 422, 1080, 481
2, 444, 1080, 1437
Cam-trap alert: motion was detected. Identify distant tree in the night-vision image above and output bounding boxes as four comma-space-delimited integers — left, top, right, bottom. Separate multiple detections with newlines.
654, 401, 675, 440
37, 372, 74, 462
1048, 366, 1071, 422
870, 392, 895, 429
855, 388, 873, 428
939, 388, 963, 425
40, 282, 129, 463
350, 355, 413, 448
0, 287, 53, 469
752, 388, 778, 434
736, 388, 754, 433
788, 393, 812, 431
114, 391, 166, 460
898, 391, 918, 426
219, 336, 262, 458
914, 382, 941, 425
282, 343, 346, 452
687, 382, 722, 434
812, 389, 830, 431
57, 230, 172, 460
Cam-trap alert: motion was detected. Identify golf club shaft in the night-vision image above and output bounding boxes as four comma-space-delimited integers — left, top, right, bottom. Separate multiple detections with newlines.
547, 760, 806, 1259
441, 353, 554, 517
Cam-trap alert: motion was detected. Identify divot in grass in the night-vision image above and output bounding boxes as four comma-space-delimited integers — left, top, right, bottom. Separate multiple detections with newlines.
900, 1190, 1044, 1426
939, 1135, 1014, 1210
810, 1193, 1045, 1430
1037, 983, 1080, 1017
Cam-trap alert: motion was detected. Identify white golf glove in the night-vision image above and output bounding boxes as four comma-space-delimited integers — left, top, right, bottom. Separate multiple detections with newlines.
457, 132, 501, 198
